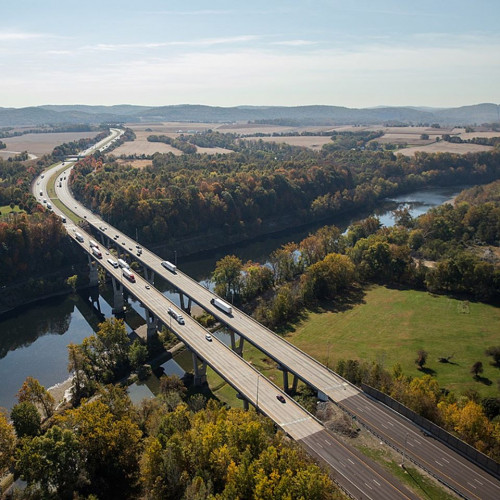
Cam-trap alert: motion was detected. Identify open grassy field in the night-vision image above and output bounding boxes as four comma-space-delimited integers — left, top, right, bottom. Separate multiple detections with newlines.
113, 130, 183, 156
0, 204, 24, 215
288, 285, 500, 398
244, 135, 333, 150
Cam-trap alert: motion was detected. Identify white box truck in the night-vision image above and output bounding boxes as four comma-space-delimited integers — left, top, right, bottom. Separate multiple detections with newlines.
107, 258, 119, 268
122, 268, 136, 282
210, 298, 232, 315
92, 247, 102, 259
118, 259, 129, 269
75, 232, 84, 243
161, 260, 177, 273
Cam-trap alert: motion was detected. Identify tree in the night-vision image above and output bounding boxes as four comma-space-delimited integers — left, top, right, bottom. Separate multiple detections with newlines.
17, 376, 55, 419
415, 349, 428, 370
129, 340, 148, 371
471, 361, 484, 379
0, 409, 16, 474
485, 346, 500, 367
10, 401, 41, 438
16, 425, 82, 498
66, 274, 78, 292
58, 400, 142, 498
212, 254, 243, 300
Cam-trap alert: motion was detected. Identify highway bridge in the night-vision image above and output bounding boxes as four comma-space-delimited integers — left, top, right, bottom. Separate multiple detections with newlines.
35, 129, 500, 499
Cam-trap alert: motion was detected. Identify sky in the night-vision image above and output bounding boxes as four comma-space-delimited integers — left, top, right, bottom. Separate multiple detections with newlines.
1, 0, 499, 108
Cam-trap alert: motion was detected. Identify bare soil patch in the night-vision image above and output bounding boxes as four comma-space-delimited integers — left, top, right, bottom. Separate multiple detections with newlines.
397, 142, 493, 156
1, 131, 98, 156
195, 146, 234, 155
459, 131, 500, 140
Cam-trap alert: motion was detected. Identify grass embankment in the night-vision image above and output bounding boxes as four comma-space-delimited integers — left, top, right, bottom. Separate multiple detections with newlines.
288, 285, 500, 398
46, 162, 82, 224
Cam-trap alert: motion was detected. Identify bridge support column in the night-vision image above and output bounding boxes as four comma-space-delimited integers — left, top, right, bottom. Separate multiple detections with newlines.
89, 287, 101, 313
144, 268, 155, 285
291, 374, 299, 394
282, 369, 289, 394
88, 255, 98, 287
229, 331, 245, 356
236, 393, 249, 411
145, 309, 158, 344
111, 276, 124, 313
179, 292, 192, 315
191, 352, 207, 386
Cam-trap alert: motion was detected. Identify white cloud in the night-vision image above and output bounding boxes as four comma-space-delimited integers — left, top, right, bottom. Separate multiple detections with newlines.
0, 31, 47, 41
271, 40, 318, 46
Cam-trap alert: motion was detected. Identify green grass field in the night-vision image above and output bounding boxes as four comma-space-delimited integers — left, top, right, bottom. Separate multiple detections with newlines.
288, 285, 500, 398
0, 204, 24, 215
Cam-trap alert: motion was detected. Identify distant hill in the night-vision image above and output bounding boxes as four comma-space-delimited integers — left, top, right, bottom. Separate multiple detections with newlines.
0, 103, 498, 127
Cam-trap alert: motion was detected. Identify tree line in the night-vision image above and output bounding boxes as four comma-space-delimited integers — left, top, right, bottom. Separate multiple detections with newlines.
70, 136, 500, 247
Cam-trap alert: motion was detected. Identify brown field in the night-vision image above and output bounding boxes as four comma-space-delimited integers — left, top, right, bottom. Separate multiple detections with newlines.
195, 146, 234, 155
459, 131, 500, 140
244, 135, 333, 150
397, 142, 493, 157
1, 131, 98, 157
113, 131, 183, 156
116, 159, 153, 169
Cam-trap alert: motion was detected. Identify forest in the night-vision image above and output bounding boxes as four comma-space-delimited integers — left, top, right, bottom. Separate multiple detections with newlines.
0, 319, 341, 500
70, 134, 500, 248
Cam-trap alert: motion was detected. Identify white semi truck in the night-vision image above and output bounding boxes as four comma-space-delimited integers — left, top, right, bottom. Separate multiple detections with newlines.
210, 298, 232, 315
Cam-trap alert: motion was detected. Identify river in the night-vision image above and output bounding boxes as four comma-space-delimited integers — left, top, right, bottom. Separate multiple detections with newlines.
0, 185, 466, 410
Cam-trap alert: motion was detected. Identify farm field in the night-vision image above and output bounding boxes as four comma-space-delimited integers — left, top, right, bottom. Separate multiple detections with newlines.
288, 285, 500, 398
0, 131, 98, 157
244, 135, 333, 150
113, 130, 183, 156
398, 142, 493, 156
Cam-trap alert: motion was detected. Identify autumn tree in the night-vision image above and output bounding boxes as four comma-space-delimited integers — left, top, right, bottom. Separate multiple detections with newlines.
0, 409, 16, 474
17, 376, 55, 419
16, 425, 82, 498
485, 346, 500, 367
10, 401, 41, 438
212, 254, 243, 301
415, 349, 428, 370
471, 361, 484, 379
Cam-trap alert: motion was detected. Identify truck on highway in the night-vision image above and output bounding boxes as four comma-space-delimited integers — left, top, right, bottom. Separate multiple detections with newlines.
89, 239, 99, 248
161, 260, 176, 273
107, 258, 119, 268
168, 307, 185, 325
92, 247, 102, 259
122, 268, 136, 282
75, 232, 84, 243
210, 297, 232, 315
118, 259, 129, 269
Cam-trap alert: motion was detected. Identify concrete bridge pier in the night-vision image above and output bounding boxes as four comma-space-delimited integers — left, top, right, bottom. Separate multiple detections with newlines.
229, 331, 245, 356
111, 276, 124, 312
179, 292, 192, 315
236, 394, 249, 410
277, 366, 299, 394
144, 267, 155, 284
144, 309, 158, 344
191, 352, 207, 386
89, 287, 101, 313
87, 255, 99, 287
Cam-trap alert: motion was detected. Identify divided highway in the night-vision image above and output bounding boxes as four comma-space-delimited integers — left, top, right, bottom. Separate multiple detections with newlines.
36, 129, 500, 499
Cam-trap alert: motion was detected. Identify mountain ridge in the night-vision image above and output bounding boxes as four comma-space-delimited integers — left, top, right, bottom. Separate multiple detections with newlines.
0, 103, 498, 127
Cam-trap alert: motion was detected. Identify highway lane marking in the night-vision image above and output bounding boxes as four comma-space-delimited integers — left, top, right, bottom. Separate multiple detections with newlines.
342, 404, 486, 500
467, 482, 477, 489
381, 424, 388, 429
318, 443, 323, 449
347, 459, 355, 465
441, 457, 449, 463
364, 483, 373, 490
407, 441, 414, 447
474, 479, 483, 485
279, 417, 310, 427
373, 480, 381, 487
435, 460, 443, 466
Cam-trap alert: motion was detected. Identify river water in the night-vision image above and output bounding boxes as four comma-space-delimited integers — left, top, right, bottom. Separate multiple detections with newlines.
0, 186, 465, 409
